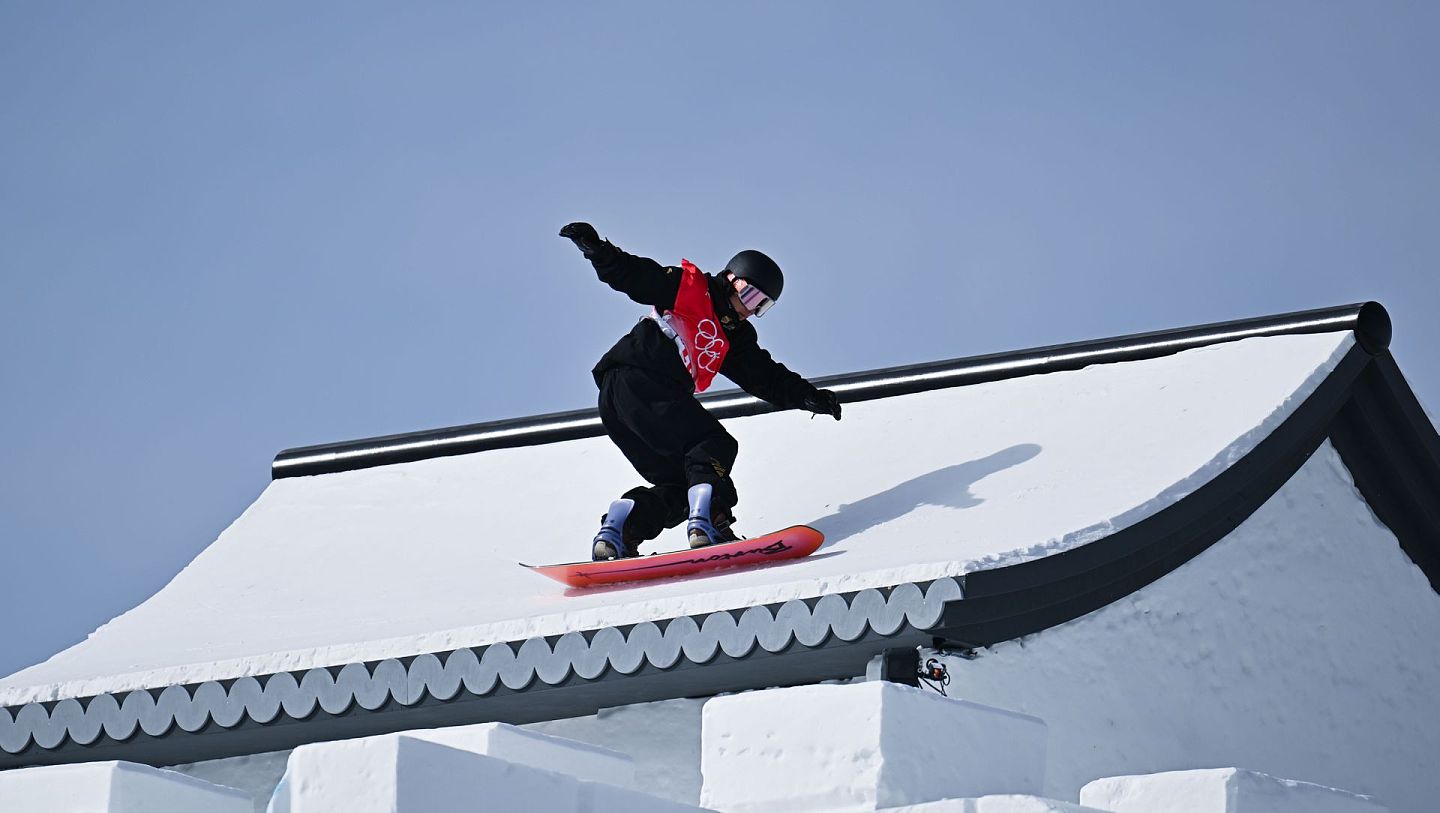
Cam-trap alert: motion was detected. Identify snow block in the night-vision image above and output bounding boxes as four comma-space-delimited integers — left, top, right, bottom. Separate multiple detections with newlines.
0, 760, 250, 812
882, 795, 1108, 812
525, 695, 708, 805
168, 749, 291, 811
402, 721, 636, 788
268, 732, 703, 813
1079, 768, 1389, 813
701, 682, 1047, 812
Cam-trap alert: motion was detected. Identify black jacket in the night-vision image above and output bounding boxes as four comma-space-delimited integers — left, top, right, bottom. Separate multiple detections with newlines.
590, 244, 820, 410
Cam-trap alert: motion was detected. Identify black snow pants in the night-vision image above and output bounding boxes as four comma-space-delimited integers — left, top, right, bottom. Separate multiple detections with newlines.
597, 365, 739, 545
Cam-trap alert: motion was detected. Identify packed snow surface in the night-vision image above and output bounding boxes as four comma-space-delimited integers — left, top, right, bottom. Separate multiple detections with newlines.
0, 760, 250, 812
884, 799, 1107, 813
1080, 768, 1388, 813
700, 682, 1046, 811
525, 697, 707, 805
266, 731, 700, 813
0, 332, 1352, 704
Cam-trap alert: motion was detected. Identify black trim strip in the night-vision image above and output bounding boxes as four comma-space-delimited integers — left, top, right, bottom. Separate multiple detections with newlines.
1330, 352, 1440, 593
0, 580, 960, 768
272, 302, 1391, 479
936, 343, 1375, 646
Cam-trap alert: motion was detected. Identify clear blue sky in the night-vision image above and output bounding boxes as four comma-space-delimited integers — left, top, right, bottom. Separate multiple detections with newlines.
2, 3, 1437, 681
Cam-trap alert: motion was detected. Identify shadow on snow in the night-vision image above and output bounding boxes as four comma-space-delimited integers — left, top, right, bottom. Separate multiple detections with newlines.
807, 443, 1042, 547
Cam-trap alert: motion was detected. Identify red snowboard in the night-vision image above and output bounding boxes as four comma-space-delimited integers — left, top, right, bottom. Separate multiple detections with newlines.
524, 525, 824, 589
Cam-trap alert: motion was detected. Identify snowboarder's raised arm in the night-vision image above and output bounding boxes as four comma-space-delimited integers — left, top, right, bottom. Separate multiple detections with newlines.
560, 222, 681, 309
722, 323, 842, 420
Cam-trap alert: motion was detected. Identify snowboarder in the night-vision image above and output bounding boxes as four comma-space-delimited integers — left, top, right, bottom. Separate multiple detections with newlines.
560, 222, 842, 561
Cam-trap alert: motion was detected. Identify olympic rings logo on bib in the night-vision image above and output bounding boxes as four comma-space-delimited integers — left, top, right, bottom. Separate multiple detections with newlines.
694, 319, 724, 374
648, 259, 730, 392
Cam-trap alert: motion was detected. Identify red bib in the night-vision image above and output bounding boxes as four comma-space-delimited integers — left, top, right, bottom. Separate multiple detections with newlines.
650, 259, 729, 392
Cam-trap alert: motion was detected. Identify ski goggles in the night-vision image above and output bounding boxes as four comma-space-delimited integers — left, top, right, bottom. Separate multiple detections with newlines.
736, 280, 775, 317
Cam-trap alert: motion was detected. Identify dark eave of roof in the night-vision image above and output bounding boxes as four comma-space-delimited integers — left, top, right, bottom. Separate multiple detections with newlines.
5, 302, 1436, 772
271, 302, 1392, 479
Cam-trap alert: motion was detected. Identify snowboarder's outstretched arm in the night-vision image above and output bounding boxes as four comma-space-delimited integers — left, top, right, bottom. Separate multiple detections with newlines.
723, 322, 842, 420
560, 222, 680, 309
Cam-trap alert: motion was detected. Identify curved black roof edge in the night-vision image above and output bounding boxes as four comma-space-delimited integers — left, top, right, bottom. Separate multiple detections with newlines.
7, 302, 1435, 772
1330, 352, 1440, 593
930, 343, 1440, 648
272, 301, 1391, 479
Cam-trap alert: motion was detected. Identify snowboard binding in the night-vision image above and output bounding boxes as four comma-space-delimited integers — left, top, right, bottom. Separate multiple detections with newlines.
685, 484, 741, 549
592, 499, 639, 561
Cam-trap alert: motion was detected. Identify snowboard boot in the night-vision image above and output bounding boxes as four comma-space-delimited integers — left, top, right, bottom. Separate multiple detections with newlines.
686, 484, 740, 549
592, 498, 639, 561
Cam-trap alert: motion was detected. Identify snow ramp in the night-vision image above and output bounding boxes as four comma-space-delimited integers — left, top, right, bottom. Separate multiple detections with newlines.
3, 303, 1437, 798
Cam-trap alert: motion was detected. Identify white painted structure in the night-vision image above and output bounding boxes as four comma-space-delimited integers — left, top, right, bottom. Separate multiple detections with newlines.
2, 309, 1435, 813
0, 332, 1351, 704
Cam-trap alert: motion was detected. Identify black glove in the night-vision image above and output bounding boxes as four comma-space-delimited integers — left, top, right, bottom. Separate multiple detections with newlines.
559, 222, 613, 262
803, 389, 842, 421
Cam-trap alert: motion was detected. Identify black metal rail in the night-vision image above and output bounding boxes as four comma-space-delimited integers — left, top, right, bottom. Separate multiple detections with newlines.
272, 302, 1391, 479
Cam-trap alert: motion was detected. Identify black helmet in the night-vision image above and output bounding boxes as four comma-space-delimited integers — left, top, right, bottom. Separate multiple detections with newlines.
723, 249, 784, 302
